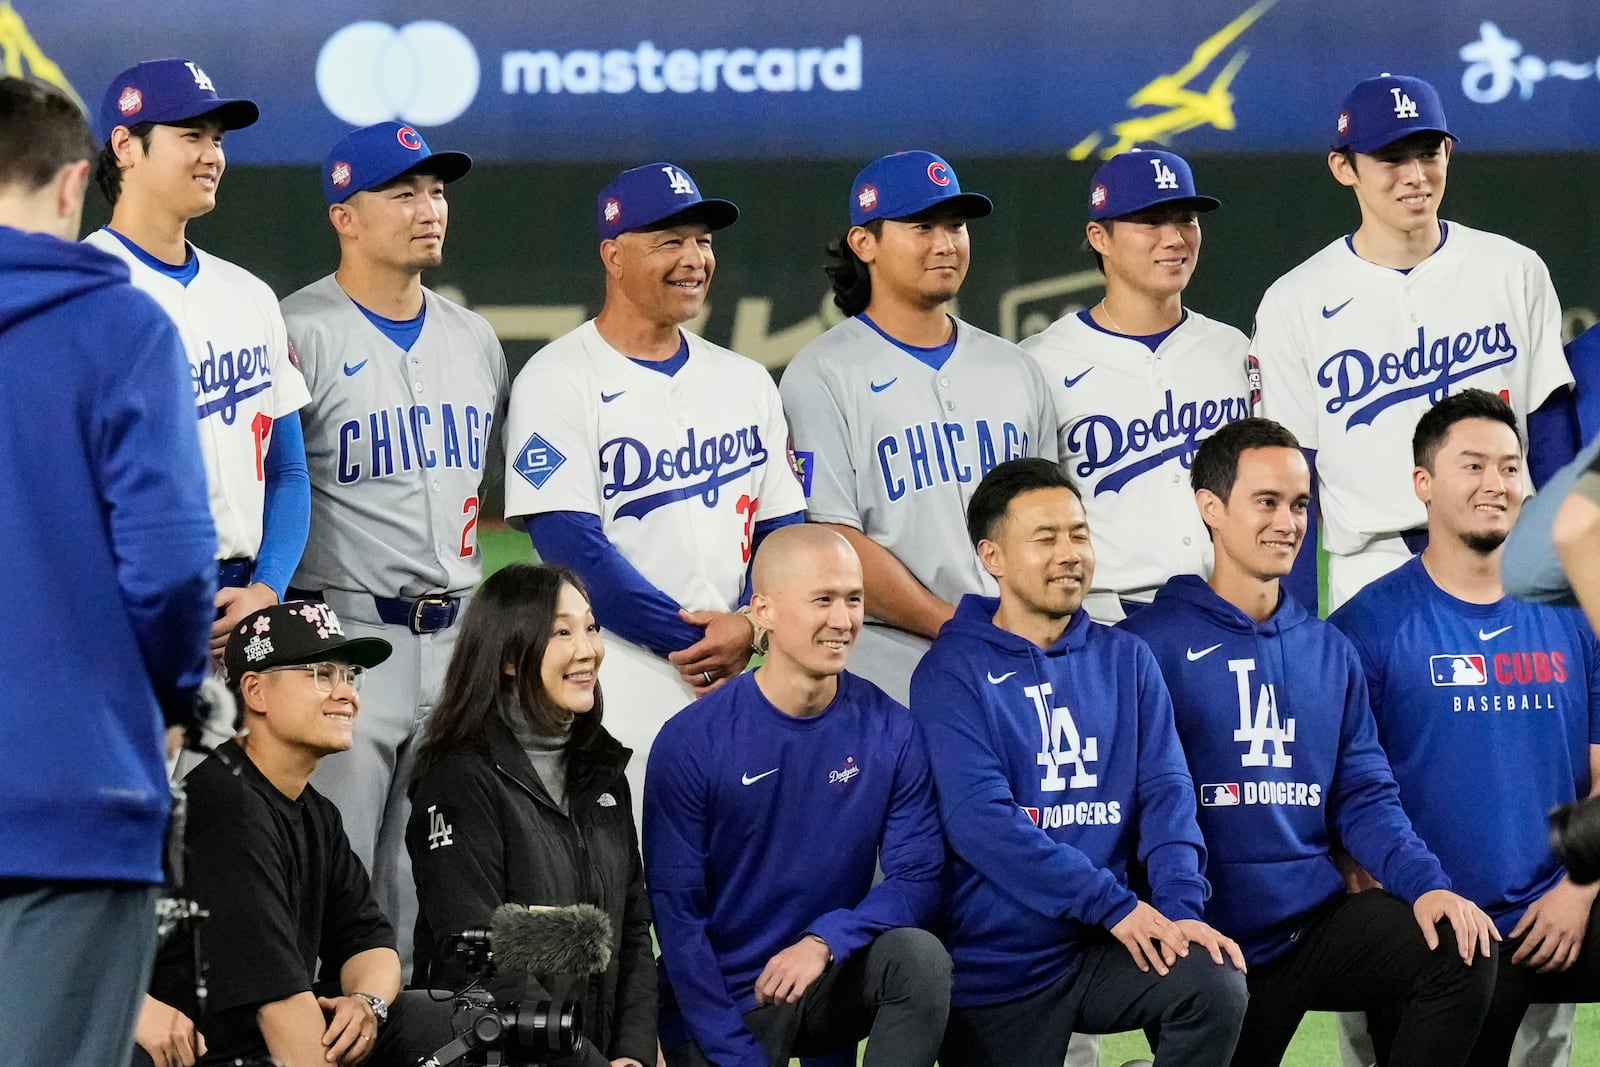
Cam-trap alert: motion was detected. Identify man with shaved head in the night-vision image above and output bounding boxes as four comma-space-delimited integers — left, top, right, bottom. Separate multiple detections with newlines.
645, 525, 951, 1067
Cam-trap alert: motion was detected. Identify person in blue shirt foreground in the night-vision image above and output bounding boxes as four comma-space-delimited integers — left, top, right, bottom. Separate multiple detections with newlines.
913, 457, 1247, 1067
1330, 390, 1600, 1067
645, 524, 949, 1067
1120, 416, 1498, 1065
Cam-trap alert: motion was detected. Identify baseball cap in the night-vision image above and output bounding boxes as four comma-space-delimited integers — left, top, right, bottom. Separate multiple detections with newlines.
100, 58, 258, 140
597, 163, 739, 240
323, 122, 473, 205
1333, 73, 1456, 153
1087, 148, 1220, 222
223, 601, 392, 685
849, 150, 993, 226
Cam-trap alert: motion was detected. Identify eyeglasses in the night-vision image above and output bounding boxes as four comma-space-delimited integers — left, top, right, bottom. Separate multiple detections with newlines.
259, 662, 365, 693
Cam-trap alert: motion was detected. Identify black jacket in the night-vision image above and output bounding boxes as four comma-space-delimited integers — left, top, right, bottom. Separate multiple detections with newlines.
406, 718, 657, 1065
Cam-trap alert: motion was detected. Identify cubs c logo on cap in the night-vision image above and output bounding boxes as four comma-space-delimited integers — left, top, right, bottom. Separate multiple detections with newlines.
118, 87, 142, 116
330, 161, 352, 188
603, 198, 621, 224
927, 161, 950, 187
857, 184, 878, 211
396, 125, 423, 150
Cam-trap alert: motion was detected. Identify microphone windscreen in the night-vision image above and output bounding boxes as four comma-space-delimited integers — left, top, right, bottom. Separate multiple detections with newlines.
490, 903, 613, 977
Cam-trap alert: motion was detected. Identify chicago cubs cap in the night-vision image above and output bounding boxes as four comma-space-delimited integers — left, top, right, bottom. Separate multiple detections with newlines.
1087, 148, 1220, 221
597, 163, 739, 240
1333, 73, 1456, 153
100, 58, 258, 139
850, 150, 992, 226
223, 601, 392, 685
323, 122, 472, 205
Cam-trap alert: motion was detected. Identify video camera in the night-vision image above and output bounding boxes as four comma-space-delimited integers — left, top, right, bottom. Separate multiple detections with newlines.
1550, 796, 1600, 885
419, 903, 613, 1067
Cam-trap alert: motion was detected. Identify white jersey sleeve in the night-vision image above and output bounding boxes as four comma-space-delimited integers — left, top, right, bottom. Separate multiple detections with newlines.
505, 322, 803, 613
84, 229, 309, 561
1249, 277, 1320, 448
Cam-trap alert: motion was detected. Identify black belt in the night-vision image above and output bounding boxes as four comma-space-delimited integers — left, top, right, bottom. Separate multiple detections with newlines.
289, 587, 460, 634
217, 558, 254, 589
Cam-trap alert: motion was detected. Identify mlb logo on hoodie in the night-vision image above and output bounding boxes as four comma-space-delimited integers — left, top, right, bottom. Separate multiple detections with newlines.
1202, 783, 1241, 807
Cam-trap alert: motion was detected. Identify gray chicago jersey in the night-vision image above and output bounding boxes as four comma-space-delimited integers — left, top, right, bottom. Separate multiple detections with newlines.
781, 315, 1059, 607
283, 275, 508, 597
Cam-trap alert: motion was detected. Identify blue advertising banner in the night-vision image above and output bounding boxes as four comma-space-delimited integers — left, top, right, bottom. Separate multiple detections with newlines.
6, 0, 1598, 161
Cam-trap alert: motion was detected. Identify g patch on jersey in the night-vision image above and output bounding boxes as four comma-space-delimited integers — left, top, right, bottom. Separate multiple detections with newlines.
514, 432, 567, 489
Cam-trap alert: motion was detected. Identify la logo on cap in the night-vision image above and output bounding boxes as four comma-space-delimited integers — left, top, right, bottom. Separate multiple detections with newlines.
396, 126, 423, 150
118, 87, 142, 116
857, 184, 878, 210
330, 161, 352, 189
604, 198, 621, 223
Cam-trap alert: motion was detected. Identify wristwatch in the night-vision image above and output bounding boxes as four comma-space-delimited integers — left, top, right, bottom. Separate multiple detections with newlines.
351, 991, 388, 1026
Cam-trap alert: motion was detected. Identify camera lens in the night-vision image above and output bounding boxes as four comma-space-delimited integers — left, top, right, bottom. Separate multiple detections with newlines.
1548, 796, 1600, 885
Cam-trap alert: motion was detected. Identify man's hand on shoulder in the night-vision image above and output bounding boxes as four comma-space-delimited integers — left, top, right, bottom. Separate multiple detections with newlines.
317, 993, 379, 1065
212, 582, 279, 656
1173, 918, 1247, 973
1109, 901, 1189, 977
135, 994, 206, 1067
1509, 877, 1598, 973
669, 609, 755, 694
753, 934, 832, 1006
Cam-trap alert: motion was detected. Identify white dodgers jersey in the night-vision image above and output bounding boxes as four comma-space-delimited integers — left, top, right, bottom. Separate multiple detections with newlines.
1250, 223, 1571, 555
780, 316, 1059, 608
85, 229, 309, 560
1023, 310, 1249, 609
282, 276, 508, 597
503, 321, 805, 612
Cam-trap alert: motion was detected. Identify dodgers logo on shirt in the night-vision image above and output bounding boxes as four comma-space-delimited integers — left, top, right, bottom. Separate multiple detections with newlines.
599, 424, 769, 519
193, 339, 275, 425
1318, 323, 1518, 429
829, 755, 860, 786
514, 431, 567, 489
1065, 388, 1249, 496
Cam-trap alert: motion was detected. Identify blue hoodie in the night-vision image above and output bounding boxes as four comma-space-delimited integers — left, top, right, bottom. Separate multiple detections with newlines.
0, 227, 215, 884
912, 595, 1208, 1008
1120, 575, 1450, 965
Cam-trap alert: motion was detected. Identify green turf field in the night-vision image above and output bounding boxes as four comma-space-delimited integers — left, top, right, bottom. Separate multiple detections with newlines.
478, 525, 1600, 1063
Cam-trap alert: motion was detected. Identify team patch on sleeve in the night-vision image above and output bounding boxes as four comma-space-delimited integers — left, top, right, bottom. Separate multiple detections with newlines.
513, 431, 567, 489
790, 447, 814, 497
287, 340, 301, 372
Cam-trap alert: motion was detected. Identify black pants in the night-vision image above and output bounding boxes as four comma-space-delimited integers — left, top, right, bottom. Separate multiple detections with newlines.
940, 938, 1247, 1067
666, 927, 951, 1067
1234, 890, 1496, 1067
129, 989, 457, 1067
1461, 892, 1600, 1067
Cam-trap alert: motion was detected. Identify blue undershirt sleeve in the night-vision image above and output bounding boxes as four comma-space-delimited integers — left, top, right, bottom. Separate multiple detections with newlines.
1284, 447, 1321, 615
527, 511, 701, 656
253, 412, 310, 599
1528, 386, 1581, 490
739, 511, 805, 605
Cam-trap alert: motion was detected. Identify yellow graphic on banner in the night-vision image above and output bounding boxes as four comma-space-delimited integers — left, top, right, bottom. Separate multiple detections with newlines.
0, 3, 85, 111
1070, 0, 1277, 161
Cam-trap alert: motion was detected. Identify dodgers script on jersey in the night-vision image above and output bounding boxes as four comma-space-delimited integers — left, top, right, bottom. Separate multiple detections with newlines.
781, 316, 1058, 608
85, 229, 309, 560
1022, 310, 1249, 609
504, 321, 804, 611
1331, 557, 1600, 933
281, 276, 508, 597
1250, 223, 1571, 555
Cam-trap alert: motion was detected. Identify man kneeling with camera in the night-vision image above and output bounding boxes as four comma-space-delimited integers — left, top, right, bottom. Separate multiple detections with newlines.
138, 601, 453, 1066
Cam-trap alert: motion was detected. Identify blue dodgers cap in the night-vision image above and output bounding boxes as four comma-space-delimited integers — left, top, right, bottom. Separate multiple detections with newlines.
849, 150, 993, 226
1334, 73, 1456, 153
100, 58, 258, 139
1087, 148, 1221, 221
323, 122, 473, 205
597, 162, 739, 240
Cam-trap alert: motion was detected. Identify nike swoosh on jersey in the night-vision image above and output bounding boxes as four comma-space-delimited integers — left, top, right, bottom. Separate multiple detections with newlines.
741, 768, 778, 786
1063, 369, 1093, 388
1321, 298, 1354, 319
601, 390, 625, 403
869, 378, 897, 393
986, 671, 1017, 685
1479, 625, 1514, 641
1186, 643, 1222, 661
343, 360, 368, 376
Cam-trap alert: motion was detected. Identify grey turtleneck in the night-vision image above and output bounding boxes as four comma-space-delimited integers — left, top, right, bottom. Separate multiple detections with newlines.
501, 697, 572, 814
